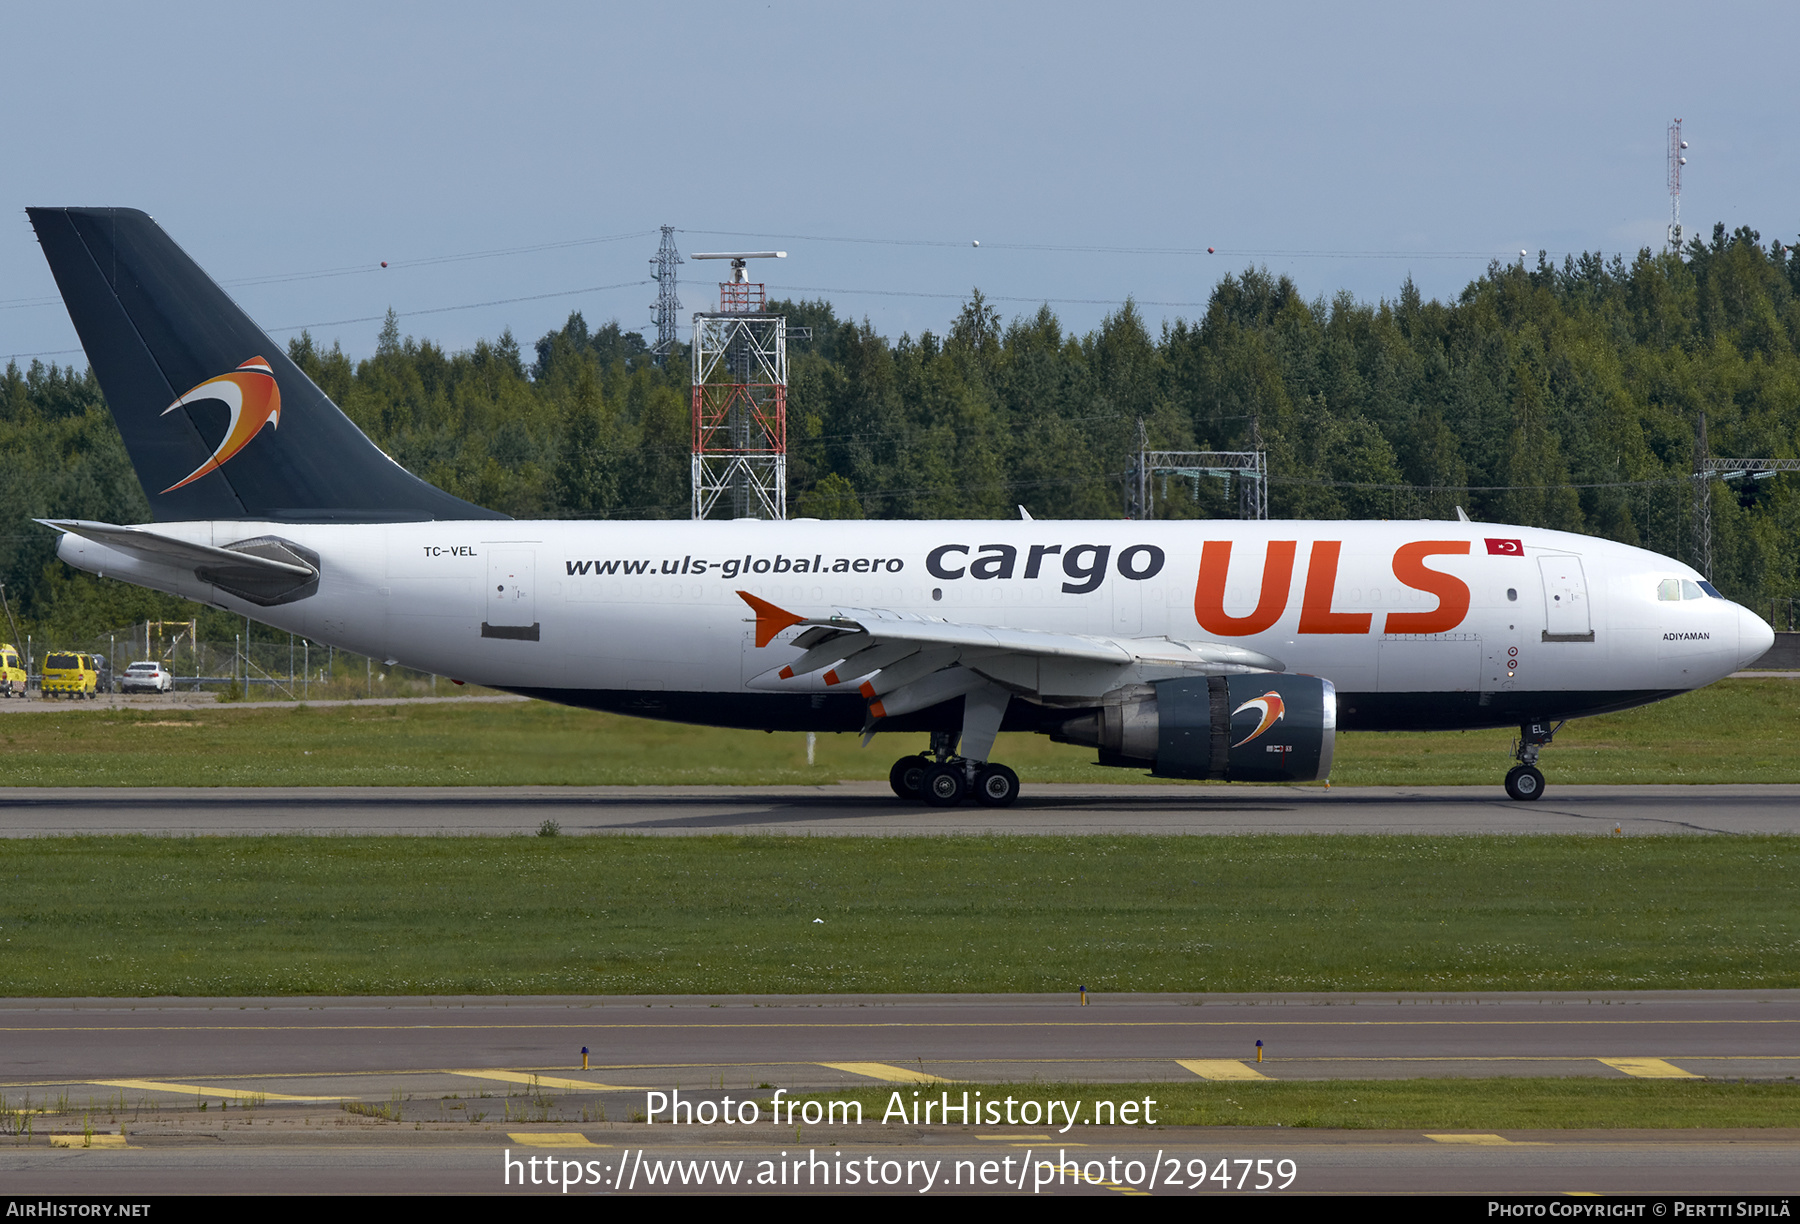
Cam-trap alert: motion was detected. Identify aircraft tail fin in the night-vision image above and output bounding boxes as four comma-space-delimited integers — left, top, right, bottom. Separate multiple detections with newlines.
27, 207, 504, 523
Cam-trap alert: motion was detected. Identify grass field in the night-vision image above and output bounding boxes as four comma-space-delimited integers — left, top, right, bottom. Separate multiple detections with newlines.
2, 834, 1793, 996
0, 677, 1796, 787
790, 1079, 1800, 1130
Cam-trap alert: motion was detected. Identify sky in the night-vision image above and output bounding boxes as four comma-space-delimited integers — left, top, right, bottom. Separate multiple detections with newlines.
3, 1, 1795, 368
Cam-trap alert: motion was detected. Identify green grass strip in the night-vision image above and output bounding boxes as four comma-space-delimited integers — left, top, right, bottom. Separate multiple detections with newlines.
790, 1079, 1800, 1130
0, 676, 1795, 786
1, 835, 1794, 995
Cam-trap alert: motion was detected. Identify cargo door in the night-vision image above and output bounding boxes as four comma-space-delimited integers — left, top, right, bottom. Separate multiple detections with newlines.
1377, 633, 1480, 692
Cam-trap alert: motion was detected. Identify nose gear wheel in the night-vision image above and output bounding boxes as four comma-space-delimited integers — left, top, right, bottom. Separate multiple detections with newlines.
1504, 764, 1545, 801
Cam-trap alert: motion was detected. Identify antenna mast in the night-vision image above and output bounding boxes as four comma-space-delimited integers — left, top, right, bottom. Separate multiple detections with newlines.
1666, 119, 1687, 251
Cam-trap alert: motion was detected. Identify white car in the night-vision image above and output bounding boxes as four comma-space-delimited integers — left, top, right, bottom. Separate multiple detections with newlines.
121, 661, 174, 694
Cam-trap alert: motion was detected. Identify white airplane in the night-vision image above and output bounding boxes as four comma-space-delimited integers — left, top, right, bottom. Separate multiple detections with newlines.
28, 208, 1775, 805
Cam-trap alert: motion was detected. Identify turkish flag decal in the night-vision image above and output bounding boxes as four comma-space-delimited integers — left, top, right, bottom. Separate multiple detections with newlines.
1485, 538, 1524, 556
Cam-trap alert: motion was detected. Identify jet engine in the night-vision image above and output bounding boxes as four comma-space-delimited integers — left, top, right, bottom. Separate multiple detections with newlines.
1051, 674, 1336, 783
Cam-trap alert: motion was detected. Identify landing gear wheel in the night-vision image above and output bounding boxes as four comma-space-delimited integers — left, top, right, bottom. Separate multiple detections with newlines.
973, 763, 1020, 808
920, 763, 968, 808
889, 754, 929, 800
1504, 765, 1545, 801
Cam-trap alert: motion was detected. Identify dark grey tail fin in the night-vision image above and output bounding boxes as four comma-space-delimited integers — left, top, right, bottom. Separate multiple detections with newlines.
28, 207, 504, 523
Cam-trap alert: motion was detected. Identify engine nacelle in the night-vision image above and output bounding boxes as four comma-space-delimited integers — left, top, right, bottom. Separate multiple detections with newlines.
1052, 674, 1336, 783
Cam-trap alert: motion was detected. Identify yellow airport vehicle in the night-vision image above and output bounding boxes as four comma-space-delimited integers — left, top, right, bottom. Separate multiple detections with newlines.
40, 651, 101, 699
0, 643, 26, 698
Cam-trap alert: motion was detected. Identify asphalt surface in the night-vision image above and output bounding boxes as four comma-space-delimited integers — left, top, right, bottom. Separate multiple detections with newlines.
0, 992, 1795, 1195
5, 991, 1797, 1084
3, 1129, 1796, 1196
3, 782, 1797, 836
3, 688, 1793, 1193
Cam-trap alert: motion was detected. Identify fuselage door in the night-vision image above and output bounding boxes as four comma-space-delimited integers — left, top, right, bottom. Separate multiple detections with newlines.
1538, 555, 1593, 642
485, 549, 538, 638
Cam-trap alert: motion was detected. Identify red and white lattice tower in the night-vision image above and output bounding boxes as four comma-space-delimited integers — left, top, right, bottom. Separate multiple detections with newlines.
690, 252, 787, 519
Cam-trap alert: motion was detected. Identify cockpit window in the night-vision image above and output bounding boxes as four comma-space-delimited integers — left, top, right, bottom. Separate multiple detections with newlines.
1658, 578, 1721, 601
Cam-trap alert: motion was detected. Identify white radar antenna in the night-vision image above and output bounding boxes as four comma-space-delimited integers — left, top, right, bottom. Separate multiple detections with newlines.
690, 252, 786, 283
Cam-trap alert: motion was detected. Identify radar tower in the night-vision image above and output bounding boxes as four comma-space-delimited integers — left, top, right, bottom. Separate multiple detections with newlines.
690, 252, 788, 520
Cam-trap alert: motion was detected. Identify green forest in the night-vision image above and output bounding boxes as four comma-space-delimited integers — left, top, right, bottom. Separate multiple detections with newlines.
3, 221, 1797, 645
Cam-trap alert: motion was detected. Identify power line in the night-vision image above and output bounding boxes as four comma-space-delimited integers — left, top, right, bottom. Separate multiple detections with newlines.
0, 229, 660, 310
2, 280, 654, 363
685, 228, 1558, 262
766, 284, 1210, 309
268, 279, 654, 333
223, 229, 660, 288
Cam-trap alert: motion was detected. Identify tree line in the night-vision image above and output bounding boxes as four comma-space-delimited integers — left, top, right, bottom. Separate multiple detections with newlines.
3, 220, 1797, 643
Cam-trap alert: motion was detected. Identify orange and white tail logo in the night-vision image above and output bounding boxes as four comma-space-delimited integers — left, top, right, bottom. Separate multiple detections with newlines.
1230, 690, 1286, 747
160, 357, 282, 493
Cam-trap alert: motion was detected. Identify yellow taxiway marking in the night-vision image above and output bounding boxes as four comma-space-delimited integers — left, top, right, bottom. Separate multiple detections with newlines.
1177, 1059, 1270, 1081
1426, 1134, 1522, 1146
86, 1078, 331, 1102
1599, 1057, 1700, 1079
819, 1061, 948, 1084
48, 1134, 133, 1149
450, 1070, 643, 1092
506, 1133, 611, 1148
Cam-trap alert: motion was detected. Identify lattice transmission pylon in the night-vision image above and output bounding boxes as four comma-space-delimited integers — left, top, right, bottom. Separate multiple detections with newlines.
691, 253, 788, 520
648, 225, 682, 361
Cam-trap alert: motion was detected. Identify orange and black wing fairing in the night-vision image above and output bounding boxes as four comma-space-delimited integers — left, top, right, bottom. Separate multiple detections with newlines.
27, 207, 503, 524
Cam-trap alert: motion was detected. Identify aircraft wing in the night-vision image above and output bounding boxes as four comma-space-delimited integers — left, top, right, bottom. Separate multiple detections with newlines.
39, 519, 321, 606
738, 590, 1283, 719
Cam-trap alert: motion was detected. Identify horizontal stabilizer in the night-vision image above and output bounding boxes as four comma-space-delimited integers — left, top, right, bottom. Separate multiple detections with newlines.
40, 519, 320, 607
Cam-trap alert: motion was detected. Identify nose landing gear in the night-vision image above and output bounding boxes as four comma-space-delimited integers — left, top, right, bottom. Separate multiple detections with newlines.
1505, 719, 1563, 801
889, 730, 1020, 808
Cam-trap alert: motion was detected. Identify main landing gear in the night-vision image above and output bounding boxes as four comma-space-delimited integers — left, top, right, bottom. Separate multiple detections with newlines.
888, 730, 1020, 808
1504, 719, 1563, 801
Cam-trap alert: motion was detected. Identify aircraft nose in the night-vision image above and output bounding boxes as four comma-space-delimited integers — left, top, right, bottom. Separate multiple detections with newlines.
1737, 603, 1776, 670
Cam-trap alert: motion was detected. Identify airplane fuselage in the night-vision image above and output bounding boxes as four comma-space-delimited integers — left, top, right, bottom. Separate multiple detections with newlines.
57, 517, 1768, 735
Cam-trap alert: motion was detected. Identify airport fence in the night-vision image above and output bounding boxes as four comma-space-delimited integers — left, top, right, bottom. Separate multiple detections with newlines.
16, 620, 451, 700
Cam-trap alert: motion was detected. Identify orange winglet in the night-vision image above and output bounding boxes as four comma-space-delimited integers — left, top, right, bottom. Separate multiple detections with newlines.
737, 590, 806, 648
859, 680, 877, 699
778, 666, 795, 680
868, 699, 888, 719
823, 669, 841, 686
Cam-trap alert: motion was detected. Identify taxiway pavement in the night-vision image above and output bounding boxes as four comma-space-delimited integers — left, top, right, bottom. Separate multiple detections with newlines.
4, 991, 1796, 1088
3, 782, 1797, 836
2, 993, 1795, 1195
